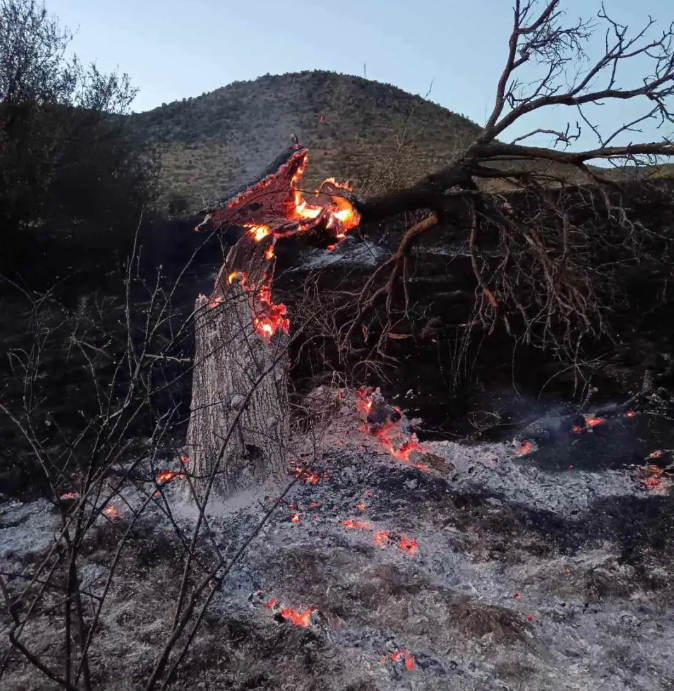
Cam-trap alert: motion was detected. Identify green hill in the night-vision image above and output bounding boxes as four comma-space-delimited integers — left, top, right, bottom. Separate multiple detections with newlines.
129, 70, 481, 210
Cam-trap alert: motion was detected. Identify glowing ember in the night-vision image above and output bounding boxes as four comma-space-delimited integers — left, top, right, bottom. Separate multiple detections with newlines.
584, 415, 605, 428
356, 388, 426, 464
280, 607, 313, 628
355, 387, 373, 416
290, 513, 301, 524
246, 224, 271, 241
180, 455, 189, 464
649, 450, 663, 458
373, 530, 390, 547
399, 536, 419, 556
60, 491, 79, 500
380, 649, 415, 670
356, 503, 367, 510
340, 519, 370, 530
626, 411, 637, 418
156, 470, 186, 485
265, 597, 278, 609
636, 463, 672, 492
572, 425, 584, 434
102, 506, 118, 519
514, 440, 533, 456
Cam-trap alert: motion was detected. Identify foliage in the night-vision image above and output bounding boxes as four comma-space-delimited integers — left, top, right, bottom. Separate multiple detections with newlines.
0, 0, 157, 269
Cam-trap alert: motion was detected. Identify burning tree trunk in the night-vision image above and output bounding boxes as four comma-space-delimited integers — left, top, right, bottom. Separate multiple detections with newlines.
185, 141, 360, 501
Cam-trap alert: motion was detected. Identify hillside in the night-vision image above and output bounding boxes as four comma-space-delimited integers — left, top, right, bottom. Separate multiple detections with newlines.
129, 70, 482, 210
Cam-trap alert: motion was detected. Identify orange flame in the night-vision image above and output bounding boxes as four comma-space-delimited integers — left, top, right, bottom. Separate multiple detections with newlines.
265, 596, 278, 609
626, 411, 637, 418
649, 450, 663, 458
60, 491, 79, 500
399, 536, 419, 556
246, 224, 271, 241
204, 148, 361, 342
102, 506, 118, 519
291, 513, 301, 524
156, 470, 186, 485
355, 388, 425, 464
584, 415, 605, 428
280, 607, 312, 627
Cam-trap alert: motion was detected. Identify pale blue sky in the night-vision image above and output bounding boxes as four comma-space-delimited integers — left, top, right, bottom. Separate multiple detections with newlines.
48, 0, 672, 152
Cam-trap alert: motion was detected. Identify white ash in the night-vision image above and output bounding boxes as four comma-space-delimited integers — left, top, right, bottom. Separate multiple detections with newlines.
1, 387, 673, 690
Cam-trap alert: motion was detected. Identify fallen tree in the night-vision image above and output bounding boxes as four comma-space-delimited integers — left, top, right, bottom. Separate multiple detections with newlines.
188, 0, 674, 501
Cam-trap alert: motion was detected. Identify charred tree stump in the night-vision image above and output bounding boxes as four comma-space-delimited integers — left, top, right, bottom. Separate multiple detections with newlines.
186, 233, 289, 501
185, 140, 360, 502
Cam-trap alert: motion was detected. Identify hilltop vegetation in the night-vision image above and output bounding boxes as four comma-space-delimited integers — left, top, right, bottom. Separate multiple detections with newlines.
130, 71, 481, 210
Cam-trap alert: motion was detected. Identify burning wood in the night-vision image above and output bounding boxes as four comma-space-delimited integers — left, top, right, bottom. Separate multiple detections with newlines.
102, 506, 119, 519
356, 387, 426, 465
155, 470, 186, 485
572, 415, 606, 434
60, 491, 79, 500
199, 143, 360, 343
584, 416, 605, 428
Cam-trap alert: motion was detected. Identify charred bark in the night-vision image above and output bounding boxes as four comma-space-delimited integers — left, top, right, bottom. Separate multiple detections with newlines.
185, 234, 289, 501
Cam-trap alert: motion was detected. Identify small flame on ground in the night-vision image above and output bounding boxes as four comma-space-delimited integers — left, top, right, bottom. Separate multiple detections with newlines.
649, 450, 663, 458
60, 491, 79, 500
584, 415, 605, 428
626, 411, 637, 418
102, 506, 118, 519
180, 455, 189, 464
291, 513, 301, 524
156, 470, 186, 485
280, 607, 313, 627
265, 597, 278, 609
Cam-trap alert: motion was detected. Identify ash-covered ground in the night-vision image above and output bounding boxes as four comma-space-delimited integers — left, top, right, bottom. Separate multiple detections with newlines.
1, 388, 674, 691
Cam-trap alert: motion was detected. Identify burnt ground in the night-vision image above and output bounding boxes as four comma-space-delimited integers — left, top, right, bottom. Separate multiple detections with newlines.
1, 389, 673, 690
2, 187, 674, 689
